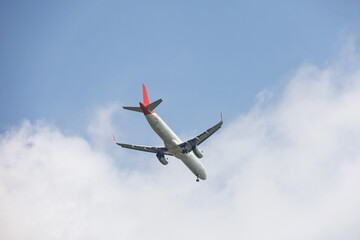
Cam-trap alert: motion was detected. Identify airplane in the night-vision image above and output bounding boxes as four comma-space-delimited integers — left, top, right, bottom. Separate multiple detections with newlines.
113, 84, 223, 182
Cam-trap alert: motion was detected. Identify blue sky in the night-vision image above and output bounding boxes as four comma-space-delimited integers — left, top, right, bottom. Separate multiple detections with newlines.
1, 0, 360, 134
2, 1, 360, 239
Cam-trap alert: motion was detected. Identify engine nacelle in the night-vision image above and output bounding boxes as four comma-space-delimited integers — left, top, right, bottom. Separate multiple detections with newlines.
193, 146, 203, 158
156, 152, 168, 165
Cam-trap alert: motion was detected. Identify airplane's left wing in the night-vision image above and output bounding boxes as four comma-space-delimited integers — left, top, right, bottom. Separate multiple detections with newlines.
115, 143, 173, 156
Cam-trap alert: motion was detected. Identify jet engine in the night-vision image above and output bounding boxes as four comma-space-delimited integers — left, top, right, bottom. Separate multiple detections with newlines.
192, 146, 203, 158
156, 152, 168, 165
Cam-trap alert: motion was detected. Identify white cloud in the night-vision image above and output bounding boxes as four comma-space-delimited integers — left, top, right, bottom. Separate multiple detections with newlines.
1, 43, 360, 239
87, 102, 120, 151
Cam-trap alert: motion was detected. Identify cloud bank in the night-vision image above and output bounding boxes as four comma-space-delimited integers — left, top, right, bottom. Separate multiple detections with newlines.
1, 44, 360, 239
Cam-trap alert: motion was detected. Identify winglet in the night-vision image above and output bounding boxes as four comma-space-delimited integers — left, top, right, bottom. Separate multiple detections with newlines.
113, 133, 116, 143
142, 84, 150, 106
221, 112, 223, 122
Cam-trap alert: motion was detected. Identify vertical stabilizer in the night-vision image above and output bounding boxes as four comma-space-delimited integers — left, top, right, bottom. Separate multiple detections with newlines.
142, 84, 150, 106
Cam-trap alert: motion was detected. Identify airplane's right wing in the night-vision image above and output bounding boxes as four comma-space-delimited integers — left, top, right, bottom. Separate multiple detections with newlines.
178, 113, 223, 153
115, 142, 173, 156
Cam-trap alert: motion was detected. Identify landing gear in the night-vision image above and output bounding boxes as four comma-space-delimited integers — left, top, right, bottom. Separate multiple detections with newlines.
196, 174, 200, 182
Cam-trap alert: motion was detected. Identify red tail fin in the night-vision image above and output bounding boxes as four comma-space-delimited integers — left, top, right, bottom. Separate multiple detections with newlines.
142, 84, 150, 106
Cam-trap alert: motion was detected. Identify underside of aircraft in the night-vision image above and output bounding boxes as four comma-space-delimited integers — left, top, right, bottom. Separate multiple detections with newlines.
114, 84, 223, 182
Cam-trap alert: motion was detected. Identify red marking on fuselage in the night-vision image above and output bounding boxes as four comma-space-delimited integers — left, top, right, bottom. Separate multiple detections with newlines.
140, 102, 151, 115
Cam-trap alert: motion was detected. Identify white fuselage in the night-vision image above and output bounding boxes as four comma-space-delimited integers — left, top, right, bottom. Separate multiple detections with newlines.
145, 112, 207, 180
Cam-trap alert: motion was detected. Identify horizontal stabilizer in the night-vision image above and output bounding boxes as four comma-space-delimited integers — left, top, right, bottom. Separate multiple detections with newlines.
147, 99, 162, 112
123, 99, 162, 113
123, 106, 142, 112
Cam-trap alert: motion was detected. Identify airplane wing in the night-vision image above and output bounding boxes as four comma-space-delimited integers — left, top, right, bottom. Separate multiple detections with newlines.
178, 113, 223, 152
115, 142, 173, 156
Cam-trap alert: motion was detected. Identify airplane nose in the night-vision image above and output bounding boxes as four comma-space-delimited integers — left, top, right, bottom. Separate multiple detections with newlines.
199, 168, 207, 180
